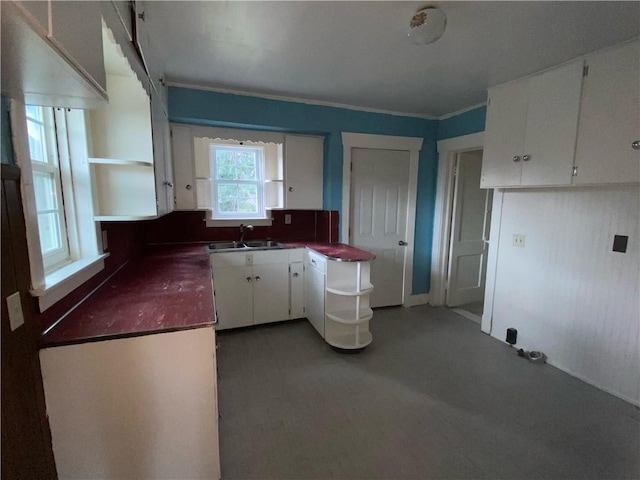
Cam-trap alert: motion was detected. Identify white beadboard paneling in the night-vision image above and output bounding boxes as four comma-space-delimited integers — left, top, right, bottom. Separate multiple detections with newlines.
490, 185, 640, 405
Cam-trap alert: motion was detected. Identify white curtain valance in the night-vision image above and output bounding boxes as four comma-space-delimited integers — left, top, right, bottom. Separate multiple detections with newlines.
188, 125, 285, 145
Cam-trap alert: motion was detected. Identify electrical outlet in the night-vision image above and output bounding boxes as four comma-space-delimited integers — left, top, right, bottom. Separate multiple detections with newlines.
6, 292, 25, 331
285, 214, 292, 225
512, 234, 526, 248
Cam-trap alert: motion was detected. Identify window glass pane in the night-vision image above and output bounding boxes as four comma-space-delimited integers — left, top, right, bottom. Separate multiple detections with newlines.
217, 184, 238, 213
236, 152, 257, 180
37, 212, 62, 254
33, 171, 58, 212
215, 150, 236, 180
25, 105, 42, 121
27, 119, 45, 163
237, 184, 258, 213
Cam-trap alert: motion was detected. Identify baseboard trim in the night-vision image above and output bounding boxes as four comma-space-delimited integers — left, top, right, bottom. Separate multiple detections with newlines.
404, 293, 430, 307
452, 308, 481, 324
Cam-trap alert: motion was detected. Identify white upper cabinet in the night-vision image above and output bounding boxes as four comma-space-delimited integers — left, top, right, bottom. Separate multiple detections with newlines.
482, 60, 583, 188
573, 41, 640, 185
171, 125, 197, 210
284, 134, 324, 209
1, 0, 107, 108
49, 1, 107, 95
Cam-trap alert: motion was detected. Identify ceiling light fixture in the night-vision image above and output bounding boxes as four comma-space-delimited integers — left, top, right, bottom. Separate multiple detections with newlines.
408, 6, 447, 45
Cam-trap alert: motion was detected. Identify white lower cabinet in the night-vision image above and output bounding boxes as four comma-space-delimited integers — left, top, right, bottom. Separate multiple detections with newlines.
40, 327, 220, 480
211, 249, 304, 330
304, 250, 374, 350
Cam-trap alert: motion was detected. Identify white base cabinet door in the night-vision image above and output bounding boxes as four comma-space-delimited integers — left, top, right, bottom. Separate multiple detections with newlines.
574, 41, 640, 185
253, 263, 291, 325
304, 258, 326, 337
212, 266, 254, 329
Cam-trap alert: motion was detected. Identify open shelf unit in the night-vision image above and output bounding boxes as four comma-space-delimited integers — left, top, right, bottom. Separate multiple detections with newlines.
305, 250, 374, 351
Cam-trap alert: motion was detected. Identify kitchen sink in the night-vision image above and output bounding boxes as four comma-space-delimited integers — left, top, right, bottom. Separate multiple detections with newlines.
208, 239, 286, 252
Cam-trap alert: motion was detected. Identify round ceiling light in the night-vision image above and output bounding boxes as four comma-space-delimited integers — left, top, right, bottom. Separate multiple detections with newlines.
408, 6, 447, 45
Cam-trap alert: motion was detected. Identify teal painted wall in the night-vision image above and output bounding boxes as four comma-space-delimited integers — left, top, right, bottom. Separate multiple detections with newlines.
169, 87, 438, 294
437, 105, 486, 140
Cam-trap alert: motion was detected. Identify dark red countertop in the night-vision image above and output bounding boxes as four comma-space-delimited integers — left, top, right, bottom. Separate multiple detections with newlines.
284, 242, 375, 262
41, 244, 214, 348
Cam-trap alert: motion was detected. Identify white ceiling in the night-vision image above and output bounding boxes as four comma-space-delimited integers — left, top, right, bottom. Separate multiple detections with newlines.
145, 1, 639, 118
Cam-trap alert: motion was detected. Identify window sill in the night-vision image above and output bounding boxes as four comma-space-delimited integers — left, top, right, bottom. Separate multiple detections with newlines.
30, 253, 109, 312
205, 217, 273, 228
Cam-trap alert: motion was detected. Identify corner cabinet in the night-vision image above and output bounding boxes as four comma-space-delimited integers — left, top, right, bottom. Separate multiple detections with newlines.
304, 250, 374, 350
481, 60, 584, 188
573, 41, 640, 185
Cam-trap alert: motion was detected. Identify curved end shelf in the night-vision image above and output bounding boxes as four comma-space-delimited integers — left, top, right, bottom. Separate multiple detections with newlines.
326, 308, 373, 325
326, 284, 374, 296
326, 331, 373, 350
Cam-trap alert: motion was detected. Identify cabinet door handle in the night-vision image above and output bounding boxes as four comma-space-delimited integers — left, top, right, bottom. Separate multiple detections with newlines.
254, 276, 261, 281
246, 276, 252, 282
398, 240, 408, 246
632, 140, 640, 150
288, 186, 294, 192
186, 184, 192, 190
164, 181, 173, 188
293, 272, 299, 277
522, 155, 530, 162
513, 156, 521, 162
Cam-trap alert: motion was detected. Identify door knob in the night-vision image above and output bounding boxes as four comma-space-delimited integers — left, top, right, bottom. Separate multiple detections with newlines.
513, 156, 521, 162
398, 240, 408, 246
246, 276, 252, 282
632, 140, 640, 150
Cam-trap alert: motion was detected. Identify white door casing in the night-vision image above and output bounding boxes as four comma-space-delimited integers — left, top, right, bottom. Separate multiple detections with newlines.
351, 148, 409, 308
341, 132, 423, 307
446, 151, 492, 307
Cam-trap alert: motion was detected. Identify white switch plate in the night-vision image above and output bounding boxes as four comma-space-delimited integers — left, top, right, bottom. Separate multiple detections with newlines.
6, 292, 25, 331
512, 234, 526, 248
284, 214, 292, 225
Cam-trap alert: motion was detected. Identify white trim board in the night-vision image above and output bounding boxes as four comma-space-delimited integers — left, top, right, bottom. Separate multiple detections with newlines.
430, 132, 485, 311
341, 132, 423, 308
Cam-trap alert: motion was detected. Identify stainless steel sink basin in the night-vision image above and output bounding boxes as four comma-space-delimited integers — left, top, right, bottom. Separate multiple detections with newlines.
208, 239, 285, 252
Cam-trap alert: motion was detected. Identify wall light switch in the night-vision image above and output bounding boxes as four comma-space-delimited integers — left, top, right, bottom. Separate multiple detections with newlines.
6, 292, 25, 331
512, 234, 526, 248
284, 214, 292, 225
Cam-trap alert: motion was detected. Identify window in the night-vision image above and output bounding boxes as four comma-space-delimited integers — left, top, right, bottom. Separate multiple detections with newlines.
210, 144, 265, 219
25, 106, 71, 271
14, 101, 106, 312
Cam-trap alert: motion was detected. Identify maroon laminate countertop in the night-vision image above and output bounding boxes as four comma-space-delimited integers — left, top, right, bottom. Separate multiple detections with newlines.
41, 244, 214, 348
284, 242, 375, 262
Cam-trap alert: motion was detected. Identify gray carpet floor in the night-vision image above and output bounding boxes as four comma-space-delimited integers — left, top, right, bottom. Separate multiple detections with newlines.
216, 305, 640, 480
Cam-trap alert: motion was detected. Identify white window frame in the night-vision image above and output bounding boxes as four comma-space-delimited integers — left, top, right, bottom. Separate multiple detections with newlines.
12, 100, 108, 312
25, 106, 72, 272
210, 143, 267, 221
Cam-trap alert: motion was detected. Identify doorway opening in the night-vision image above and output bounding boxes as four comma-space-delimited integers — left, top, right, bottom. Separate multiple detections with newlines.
445, 149, 492, 324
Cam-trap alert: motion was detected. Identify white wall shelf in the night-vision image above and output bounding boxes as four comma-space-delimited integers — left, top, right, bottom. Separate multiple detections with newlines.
326, 308, 373, 325
88, 157, 153, 167
326, 285, 374, 296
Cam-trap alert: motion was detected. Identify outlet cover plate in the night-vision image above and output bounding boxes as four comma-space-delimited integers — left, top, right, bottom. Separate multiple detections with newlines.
7, 292, 25, 331
512, 234, 526, 248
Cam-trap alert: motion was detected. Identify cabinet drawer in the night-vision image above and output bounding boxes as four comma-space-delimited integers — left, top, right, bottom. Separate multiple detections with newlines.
307, 250, 326, 273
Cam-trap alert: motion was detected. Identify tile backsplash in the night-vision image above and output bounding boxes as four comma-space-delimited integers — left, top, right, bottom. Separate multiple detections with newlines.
143, 210, 339, 245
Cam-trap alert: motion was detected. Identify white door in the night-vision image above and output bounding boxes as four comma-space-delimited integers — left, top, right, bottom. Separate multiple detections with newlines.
447, 151, 492, 307
351, 148, 409, 308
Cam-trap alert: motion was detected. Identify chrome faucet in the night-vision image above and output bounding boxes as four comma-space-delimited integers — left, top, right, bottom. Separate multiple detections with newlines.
239, 224, 254, 243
